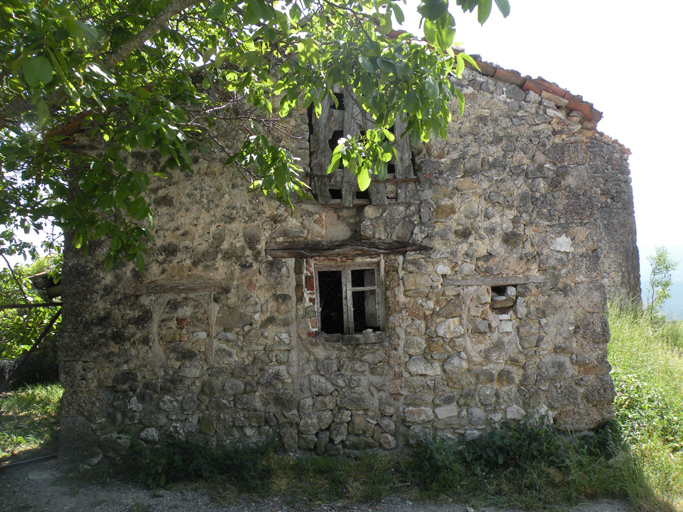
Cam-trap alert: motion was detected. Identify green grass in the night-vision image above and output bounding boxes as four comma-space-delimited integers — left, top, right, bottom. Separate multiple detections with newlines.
0, 383, 63, 462
609, 302, 683, 510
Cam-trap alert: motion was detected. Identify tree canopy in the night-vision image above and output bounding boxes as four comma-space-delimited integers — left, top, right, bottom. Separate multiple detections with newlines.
0, 0, 509, 269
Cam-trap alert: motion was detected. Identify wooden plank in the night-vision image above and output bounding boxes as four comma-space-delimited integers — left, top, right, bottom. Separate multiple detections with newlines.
393, 116, 415, 202
266, 240, 430, 258
129, 282, 226, 295
441, 276, 547, 287
310, 94, 334, 203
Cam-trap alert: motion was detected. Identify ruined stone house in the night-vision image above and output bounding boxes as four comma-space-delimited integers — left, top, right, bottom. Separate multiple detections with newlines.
58, 59, 640, 461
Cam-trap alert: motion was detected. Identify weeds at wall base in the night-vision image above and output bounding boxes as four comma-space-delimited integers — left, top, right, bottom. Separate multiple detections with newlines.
111, 420, 656, 511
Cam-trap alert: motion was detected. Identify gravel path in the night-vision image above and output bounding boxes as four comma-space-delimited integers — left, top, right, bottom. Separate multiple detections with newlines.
0, 459, 633, 512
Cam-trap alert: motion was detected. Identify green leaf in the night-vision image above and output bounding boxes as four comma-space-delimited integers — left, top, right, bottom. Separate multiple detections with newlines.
423, 19, 437, 46
418, 0, 449, 21
477, 0, 492, 24
248, 0, 273, 20
357, 167, 371, 191
327, 153, 342, 174
208, 0, 227, 19
425, 77, 439, 100
458, 52, 480, 72
289, 3, 302, 21
136, 131, 153, 149
494, 0, 511, 17
435, 14, 456, 51
455, 88, 465, 115
455, 55, 465, 77
376, 57, 396, 74
136, 253, 145, 272
23, 56, 53, 87
405, 90, 420, 115
382, 127, 395, 142
359, 55, 375, 73
36, 99, 50, 127
297, 39, 320, 66
391, 3, 405, 24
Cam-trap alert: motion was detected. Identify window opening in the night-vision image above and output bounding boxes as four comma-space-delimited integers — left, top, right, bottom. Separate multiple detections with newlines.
316, 264, 383, 334
329, 130, 344, 152
328, 188, 343, 200
355, 189, 370, 201
491, 285, 517, 311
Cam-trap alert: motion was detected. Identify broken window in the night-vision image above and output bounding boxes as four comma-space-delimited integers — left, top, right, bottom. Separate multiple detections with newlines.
316, 264, 383, 334
309, 89, 417, 206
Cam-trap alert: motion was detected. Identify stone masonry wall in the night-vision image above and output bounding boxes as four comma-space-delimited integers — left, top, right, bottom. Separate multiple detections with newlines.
59, 67, 635, 460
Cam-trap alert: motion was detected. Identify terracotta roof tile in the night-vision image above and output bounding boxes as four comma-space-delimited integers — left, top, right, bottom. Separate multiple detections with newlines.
462, 55, 628, 150
535, 78, 569, 99
493, 67, 526, 87
540, 90, 569, 108
522, 79, 543, 95
472, 59, 497, 77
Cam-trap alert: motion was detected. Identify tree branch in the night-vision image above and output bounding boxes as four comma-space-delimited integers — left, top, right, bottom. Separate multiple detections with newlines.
104, 0, 206, 68
1, 255, 29, 304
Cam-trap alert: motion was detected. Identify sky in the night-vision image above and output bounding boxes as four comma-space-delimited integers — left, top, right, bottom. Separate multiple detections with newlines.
402, 0, 683, 254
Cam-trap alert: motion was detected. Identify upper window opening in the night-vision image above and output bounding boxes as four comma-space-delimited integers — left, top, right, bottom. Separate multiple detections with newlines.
316, 264, 383, 334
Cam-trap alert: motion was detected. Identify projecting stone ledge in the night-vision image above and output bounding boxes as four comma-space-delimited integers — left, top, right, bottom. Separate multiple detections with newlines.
265, 240, 430, 258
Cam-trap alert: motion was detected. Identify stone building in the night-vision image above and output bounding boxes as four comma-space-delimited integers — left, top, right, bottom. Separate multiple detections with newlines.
58, 59, 639, 461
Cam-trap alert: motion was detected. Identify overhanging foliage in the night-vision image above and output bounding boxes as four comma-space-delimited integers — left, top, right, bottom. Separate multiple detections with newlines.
0, 0, 509, 269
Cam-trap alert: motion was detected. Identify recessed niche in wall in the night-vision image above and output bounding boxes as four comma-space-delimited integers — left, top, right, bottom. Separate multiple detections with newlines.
491, 285, 517, 311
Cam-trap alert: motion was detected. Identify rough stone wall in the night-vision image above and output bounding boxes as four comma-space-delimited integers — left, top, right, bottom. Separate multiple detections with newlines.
60, 68, 636, 459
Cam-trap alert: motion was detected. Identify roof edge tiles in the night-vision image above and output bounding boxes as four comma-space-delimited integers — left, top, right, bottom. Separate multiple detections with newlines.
457, 50, 630, 154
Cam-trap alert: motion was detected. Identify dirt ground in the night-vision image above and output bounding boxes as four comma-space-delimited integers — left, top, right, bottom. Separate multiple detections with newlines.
0, 458, 635, 512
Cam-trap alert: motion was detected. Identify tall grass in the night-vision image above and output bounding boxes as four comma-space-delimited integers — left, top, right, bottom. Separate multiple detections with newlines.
0, 383, 63, 461
609, 301, 683, 510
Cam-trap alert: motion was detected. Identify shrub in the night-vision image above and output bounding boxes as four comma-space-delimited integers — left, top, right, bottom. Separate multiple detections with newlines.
122, 437, 275, 492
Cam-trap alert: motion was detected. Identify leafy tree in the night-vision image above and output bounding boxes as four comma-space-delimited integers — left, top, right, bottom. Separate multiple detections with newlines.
1, 0, 509, 269
646, 247, 679, 317
0, 253, 62, 361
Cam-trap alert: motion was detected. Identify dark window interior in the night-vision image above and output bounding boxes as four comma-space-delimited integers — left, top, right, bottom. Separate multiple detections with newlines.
318, 270, 344, 334
355, 189, 370, 201
329, 188, 343, 200
329, 130, 344, 151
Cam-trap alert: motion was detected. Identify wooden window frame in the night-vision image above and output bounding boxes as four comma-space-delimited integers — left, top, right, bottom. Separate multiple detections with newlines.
314, 260, 385, 334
